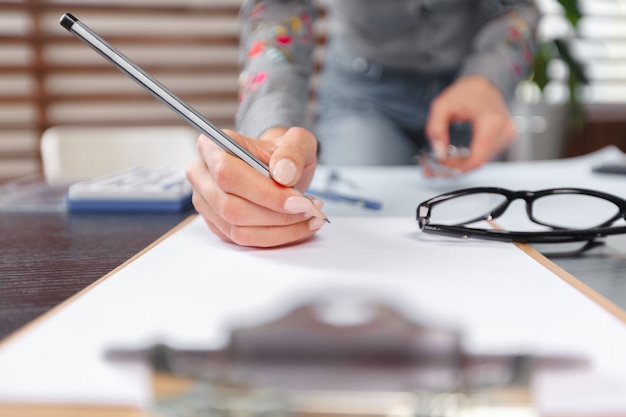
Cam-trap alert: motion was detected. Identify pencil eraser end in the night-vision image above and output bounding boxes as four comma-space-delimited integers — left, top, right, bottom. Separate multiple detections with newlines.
60, 13, 78, 31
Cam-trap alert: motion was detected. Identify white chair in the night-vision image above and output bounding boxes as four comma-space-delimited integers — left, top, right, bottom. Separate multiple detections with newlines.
40, 125, 199, 185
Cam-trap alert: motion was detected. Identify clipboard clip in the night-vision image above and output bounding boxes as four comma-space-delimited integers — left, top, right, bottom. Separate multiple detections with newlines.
106, 295, 587, 416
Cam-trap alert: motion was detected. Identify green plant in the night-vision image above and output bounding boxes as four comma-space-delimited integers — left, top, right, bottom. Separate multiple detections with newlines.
530, 0, 588, 125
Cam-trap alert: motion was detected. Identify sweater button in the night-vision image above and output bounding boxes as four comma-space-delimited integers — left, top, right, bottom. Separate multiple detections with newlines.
352, 57, 368, 72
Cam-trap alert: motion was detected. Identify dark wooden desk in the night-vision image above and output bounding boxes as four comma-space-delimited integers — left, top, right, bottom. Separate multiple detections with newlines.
0, 210, 194, 340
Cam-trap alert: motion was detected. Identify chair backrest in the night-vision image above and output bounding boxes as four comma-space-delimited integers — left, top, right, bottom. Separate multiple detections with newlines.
41, 125, 198, 185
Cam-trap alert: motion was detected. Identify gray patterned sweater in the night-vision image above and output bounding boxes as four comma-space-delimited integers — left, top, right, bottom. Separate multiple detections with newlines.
236, 0, 540, 138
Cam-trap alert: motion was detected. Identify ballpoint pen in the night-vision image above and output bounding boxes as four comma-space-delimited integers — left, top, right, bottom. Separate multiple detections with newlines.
306, 189, 382, 210
59, 13, 329, 223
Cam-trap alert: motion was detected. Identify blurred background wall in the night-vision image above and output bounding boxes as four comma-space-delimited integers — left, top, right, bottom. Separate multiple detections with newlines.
1, 0, 626, 183
509, 0, 626, 161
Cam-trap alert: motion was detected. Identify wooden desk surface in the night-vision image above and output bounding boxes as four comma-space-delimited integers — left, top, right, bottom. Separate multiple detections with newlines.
0, 210, 193, 340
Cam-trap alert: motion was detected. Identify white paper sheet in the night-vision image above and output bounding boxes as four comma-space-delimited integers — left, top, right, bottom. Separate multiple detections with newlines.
308, 145, 626, 217
1, 147, 626, 414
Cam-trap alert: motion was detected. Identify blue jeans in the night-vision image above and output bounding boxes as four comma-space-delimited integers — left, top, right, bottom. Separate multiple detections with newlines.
314, 41, 470, 166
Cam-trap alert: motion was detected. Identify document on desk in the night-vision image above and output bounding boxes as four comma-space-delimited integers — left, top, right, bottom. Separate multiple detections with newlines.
1, 147, 626, 415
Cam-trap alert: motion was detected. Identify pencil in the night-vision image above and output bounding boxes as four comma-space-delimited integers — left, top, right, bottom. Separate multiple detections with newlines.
59, 13, 329, 223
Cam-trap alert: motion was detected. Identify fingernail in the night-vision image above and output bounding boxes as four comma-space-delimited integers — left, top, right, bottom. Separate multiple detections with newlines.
272, 159, 297, 185
432, 141, 447, 161
284, 195, 313, 214
309, 217, 327, 231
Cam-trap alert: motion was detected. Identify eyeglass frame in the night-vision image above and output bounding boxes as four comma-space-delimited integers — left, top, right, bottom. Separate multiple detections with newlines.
416, 187, 626, 244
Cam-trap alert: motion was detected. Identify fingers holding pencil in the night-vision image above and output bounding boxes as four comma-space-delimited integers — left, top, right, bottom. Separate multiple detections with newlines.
186, 131, 327, 247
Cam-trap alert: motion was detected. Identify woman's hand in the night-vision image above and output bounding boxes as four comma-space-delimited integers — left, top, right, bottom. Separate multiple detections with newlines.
425, 75, 517, 175
186, 126, 326, 247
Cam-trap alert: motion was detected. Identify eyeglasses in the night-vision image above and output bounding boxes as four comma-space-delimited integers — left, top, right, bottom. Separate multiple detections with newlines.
416, 187, 626, 244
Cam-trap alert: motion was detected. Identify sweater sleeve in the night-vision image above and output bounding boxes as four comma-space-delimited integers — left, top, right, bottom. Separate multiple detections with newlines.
458, 0, 541, 102
236, 0, 316, 138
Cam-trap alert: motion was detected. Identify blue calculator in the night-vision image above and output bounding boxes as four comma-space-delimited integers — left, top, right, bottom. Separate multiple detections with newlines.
66, 165, 193, 212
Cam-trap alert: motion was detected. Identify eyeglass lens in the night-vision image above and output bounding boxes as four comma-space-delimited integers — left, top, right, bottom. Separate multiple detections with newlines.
531, 194, 619, 229
428, 193, 507, 225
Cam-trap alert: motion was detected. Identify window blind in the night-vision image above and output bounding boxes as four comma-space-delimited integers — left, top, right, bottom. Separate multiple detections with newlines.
0, 0, 243, 182
538, 0, 626, 114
